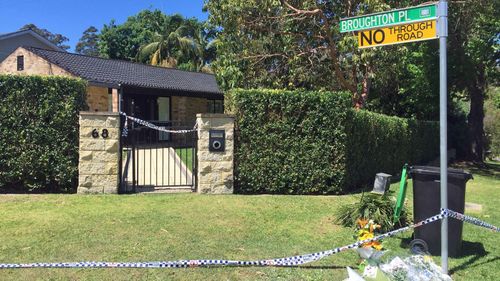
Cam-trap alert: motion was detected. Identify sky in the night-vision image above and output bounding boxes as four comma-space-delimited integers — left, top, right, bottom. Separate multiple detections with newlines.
0, 0, 207, 52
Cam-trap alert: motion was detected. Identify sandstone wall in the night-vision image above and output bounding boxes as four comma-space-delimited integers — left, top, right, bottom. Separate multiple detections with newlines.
78, 112, 120, 193
0, 46, 73, 76
86, 86, 109, 112
196, 114, 234, 194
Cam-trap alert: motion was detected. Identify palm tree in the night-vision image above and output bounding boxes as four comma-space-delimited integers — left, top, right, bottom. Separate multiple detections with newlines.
137, 15, 201, 68
189, 26, 219, 72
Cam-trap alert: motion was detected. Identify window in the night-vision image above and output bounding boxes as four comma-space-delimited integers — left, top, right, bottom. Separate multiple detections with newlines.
208, 99, 224, 113
17, 55, 24, 71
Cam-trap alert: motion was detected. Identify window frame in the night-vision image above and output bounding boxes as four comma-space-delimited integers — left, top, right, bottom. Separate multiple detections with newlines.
16, 55, 24, 71
208, 99, 224, 114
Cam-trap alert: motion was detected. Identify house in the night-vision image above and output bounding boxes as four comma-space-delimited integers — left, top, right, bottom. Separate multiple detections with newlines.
0, 46, 224, 129
0, 29, 66, 62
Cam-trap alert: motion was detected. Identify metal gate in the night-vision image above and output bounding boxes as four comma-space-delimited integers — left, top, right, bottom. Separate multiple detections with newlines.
120, 117, 197, 193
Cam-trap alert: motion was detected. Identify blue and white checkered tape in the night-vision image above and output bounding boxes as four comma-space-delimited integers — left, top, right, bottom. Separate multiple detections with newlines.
0, 209, 496, 269
120, 112, 197, 137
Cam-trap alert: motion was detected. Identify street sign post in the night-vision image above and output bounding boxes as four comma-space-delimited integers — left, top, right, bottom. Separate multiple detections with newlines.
437, 0, 449, 275
358, 20, 437, 48
340, 3, 437, 33
339, 0, 449, 274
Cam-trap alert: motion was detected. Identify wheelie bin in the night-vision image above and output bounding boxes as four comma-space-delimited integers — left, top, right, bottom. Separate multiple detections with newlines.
409, 166, 472, 257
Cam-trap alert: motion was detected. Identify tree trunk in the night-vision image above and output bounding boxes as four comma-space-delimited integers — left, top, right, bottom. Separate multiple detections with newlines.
467, 71, 486, 162
354, 74, 371, 109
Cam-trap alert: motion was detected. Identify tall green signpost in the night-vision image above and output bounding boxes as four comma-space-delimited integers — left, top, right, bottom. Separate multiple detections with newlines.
340, 1, 450, 274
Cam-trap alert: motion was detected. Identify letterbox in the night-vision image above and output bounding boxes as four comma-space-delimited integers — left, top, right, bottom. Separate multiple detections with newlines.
209, 130, 225, 152
371, 173, 392, 195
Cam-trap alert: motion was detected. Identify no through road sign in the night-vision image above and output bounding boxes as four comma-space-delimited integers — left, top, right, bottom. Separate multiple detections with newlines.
357, 20, 437, 49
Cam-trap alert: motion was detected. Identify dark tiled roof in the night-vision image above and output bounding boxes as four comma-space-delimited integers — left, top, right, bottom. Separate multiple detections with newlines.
26, 47, 222, 95
0, 30, 65, 52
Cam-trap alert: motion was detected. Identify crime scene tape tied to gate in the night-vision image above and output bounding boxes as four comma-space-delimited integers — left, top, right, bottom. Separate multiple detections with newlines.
0, 209, 497, 269
120, 112, 197, 138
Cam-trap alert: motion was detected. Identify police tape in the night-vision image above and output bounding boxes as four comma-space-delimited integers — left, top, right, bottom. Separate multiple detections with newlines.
120, 112, 197, 137
443, 208, 500, 232
0, 209, 497, 269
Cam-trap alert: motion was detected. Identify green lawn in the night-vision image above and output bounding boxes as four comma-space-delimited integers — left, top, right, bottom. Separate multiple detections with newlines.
175, 147, 194, 171
383, 161, 500, 280
0, 162, 498, 280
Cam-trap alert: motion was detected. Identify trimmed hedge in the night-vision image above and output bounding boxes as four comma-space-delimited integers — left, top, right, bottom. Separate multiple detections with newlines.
227, 89, 439, 194
345, 110, 439, 189
0, 75, 87, 193
226, 89, 352, 194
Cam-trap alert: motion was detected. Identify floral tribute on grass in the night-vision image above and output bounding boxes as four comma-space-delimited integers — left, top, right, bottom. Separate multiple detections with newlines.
355, 218, 386, 274
356, 219, 383, 251
379, 255, 452, 281
352, 219, 453, 280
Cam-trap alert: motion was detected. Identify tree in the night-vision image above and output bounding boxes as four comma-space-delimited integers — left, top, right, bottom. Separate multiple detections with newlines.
75, 26, 99, 56
136, 13, 216, 71
447, 0, 499, 161
20, 24, 70, 50
137, 14, 197, 68
205, 0, 396, 106
98, 10, 163, 61
177, 21, 218, 72
98, 10, 213, 72
207, 0, 498, 161
366, 42, 440, 120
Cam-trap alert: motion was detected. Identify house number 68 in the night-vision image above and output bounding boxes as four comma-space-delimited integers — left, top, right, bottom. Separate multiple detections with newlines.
91, 129, 109, 138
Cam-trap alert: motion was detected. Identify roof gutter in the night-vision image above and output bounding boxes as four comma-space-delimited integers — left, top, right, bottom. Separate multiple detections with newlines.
88, 81, 121, 89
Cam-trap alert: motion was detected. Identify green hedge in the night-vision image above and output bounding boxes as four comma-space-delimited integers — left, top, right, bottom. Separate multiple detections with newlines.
345, 110, 439, 189
227, 89, 439, 194
0, 75, 87, 193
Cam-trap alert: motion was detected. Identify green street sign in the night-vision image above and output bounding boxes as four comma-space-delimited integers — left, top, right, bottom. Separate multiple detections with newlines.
340, 4, 437, 33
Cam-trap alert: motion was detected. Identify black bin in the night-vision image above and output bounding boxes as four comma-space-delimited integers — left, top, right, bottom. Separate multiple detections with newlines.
409, 166, 472, 256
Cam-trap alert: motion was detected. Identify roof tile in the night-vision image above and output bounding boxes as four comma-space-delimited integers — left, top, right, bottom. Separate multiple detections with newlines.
26, 47, 222, 95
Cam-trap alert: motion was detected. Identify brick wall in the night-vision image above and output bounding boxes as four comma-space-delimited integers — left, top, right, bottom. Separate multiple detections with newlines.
171, 96, 209, 125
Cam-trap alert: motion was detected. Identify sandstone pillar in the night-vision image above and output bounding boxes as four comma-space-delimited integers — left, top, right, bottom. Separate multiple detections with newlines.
78, 112, 120, 193
196, 114, 234, 194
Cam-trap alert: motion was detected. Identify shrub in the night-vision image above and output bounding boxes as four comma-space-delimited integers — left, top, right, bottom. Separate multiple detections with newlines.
345, 110, 439, 189
227, 89, 439, 194
335, 192, 412, 232
226, 89, 352, 194
0, 75, 87, 193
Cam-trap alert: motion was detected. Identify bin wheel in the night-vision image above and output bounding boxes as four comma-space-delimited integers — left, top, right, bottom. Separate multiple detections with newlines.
410, 239, 429, 255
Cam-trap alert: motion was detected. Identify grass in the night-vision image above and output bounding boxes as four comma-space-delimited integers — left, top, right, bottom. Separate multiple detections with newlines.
0, 162, 498, 280
381, 161, 500, 280
175, 148, 194, 171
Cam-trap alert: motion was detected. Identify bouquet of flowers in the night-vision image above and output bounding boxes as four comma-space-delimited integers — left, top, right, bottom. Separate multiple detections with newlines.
356, 218, 383, 251
355, 218, 386, 274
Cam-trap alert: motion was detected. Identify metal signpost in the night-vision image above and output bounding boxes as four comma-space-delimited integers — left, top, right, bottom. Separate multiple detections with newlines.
438, 0, 449, 274
340, 1, 449, 273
